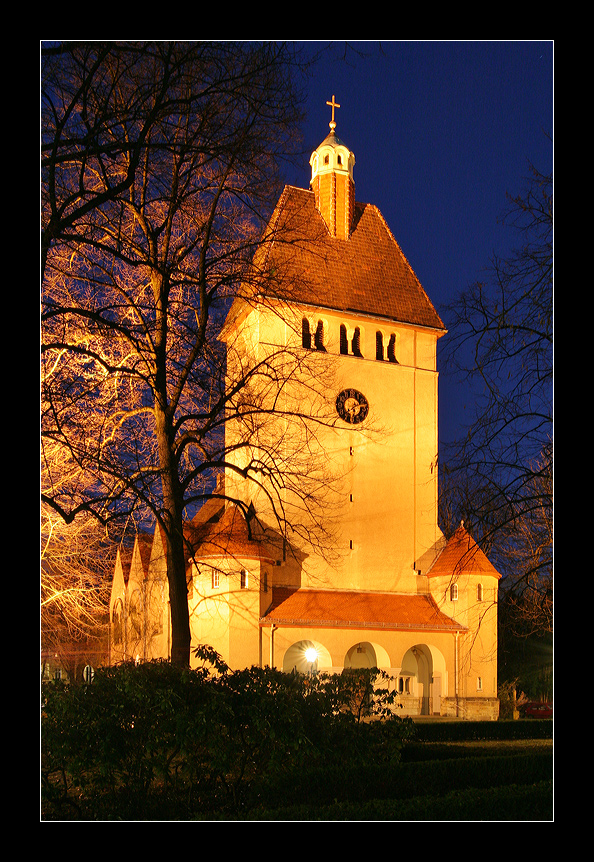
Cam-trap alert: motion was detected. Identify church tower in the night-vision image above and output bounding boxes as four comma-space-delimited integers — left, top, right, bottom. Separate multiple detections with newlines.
245, 97, 449, 597
220, 99, 500, 718
219, 96, 455, 599
112, 98, 501, 720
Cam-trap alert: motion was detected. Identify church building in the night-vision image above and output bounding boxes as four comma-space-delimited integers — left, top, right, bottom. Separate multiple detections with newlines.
110, 98, 501, 720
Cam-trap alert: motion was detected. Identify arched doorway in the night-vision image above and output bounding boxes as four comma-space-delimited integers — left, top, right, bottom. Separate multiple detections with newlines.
345, 642, 374, 669
400, 644, 447, 715
283, 639, 333, 674
344, 641, 391, 670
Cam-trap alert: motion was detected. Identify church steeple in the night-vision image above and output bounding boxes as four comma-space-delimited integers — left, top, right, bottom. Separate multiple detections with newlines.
309, 96, 355, 240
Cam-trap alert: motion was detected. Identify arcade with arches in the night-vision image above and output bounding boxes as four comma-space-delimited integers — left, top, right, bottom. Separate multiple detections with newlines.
280, 637, 447, 716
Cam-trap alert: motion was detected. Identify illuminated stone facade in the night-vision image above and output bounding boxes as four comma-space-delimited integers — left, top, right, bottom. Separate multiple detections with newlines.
110, 104, 501, 719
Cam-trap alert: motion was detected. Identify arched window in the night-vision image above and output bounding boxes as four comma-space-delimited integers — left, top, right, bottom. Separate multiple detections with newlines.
240, 569, 248, 589
387, 333, 397, 363
340, 324, 348, 355
351, 326, 362, 357
376, 331, 384, 360
314, 320, 326, 351
477, 583, 483, 601
450, 583, 458, 601
301, 318, 311, 349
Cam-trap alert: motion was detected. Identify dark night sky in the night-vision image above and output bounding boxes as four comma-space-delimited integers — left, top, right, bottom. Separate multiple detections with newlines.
284, 40, 553, 446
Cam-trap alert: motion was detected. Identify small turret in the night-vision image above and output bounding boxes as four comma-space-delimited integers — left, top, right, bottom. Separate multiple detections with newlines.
309, 96, 355, 240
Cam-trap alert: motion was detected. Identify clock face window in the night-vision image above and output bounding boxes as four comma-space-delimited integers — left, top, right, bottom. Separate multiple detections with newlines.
336, 389, 369, 424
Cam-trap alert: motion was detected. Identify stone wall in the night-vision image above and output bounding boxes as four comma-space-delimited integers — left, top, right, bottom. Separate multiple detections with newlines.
442, 696, 500, 721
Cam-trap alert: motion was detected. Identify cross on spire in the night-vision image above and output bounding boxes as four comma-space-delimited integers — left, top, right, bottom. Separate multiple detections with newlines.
326, 95, 340, 130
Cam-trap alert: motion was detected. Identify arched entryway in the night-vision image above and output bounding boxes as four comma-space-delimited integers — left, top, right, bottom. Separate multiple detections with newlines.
283, 639, 333, 674
400, 644, 447, 715
343, 641, 391, 670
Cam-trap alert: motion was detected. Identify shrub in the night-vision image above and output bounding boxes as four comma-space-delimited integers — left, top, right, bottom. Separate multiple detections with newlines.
41, 657, 414, 820
41, 659, 219, 818
246, 750, 552, 813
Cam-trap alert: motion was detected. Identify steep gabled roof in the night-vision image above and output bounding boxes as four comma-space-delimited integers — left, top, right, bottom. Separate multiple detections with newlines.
135, 533, 153, 574
115, 532, 152, 584
427, 523, 501, 579
260, 587, 465, 632
185, 496, 225, 533
115, 545, 133, 583
257, 185, 445, 331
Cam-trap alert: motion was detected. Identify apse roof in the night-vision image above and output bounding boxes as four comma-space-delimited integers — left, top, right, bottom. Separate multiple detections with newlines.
186, 503, 275, 563
256, 184, 446, 332
427, 523, 501, 579
260, 587, 464, 632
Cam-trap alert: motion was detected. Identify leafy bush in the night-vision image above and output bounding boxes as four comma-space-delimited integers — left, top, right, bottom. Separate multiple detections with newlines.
41, 658, 219, 818
41, 654, 414, 820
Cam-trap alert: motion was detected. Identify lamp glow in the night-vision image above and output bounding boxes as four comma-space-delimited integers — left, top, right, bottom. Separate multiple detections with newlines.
304, 647, 318, 664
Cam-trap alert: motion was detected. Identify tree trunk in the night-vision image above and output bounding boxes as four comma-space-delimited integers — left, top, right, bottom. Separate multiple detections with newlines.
156, 409, 191, 667
165, 517, 191, 667
153, 266, 192, 667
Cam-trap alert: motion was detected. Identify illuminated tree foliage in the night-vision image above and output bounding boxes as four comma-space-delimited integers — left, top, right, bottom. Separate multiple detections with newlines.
440, 164, 552, 636
41, 41, 332, 666
41, 506, 113, 681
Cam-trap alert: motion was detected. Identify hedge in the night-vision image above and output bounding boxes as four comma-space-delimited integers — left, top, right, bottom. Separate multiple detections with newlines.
410, 719, 553, 742
243, 751, 553, 813
222, 780, 553, 821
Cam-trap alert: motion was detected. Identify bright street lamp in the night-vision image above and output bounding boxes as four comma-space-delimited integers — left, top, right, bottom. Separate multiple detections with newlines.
304, 646, 318, 664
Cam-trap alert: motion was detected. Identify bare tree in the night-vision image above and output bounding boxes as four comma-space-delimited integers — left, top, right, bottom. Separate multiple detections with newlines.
41, 508, 113, 638
41, 484, 114, 681
440, 161, 552, 635
41, 41, 344, 666
498, 448, 552, 636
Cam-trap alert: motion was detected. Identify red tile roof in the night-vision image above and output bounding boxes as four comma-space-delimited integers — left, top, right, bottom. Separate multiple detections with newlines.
260, 588, 464, 632
428, 523, 501, 579
187, 503, 275, 563
257, 185, 446, 332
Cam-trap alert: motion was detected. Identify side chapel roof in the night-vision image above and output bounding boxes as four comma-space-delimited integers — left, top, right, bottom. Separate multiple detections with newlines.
260, 587, 465, 633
